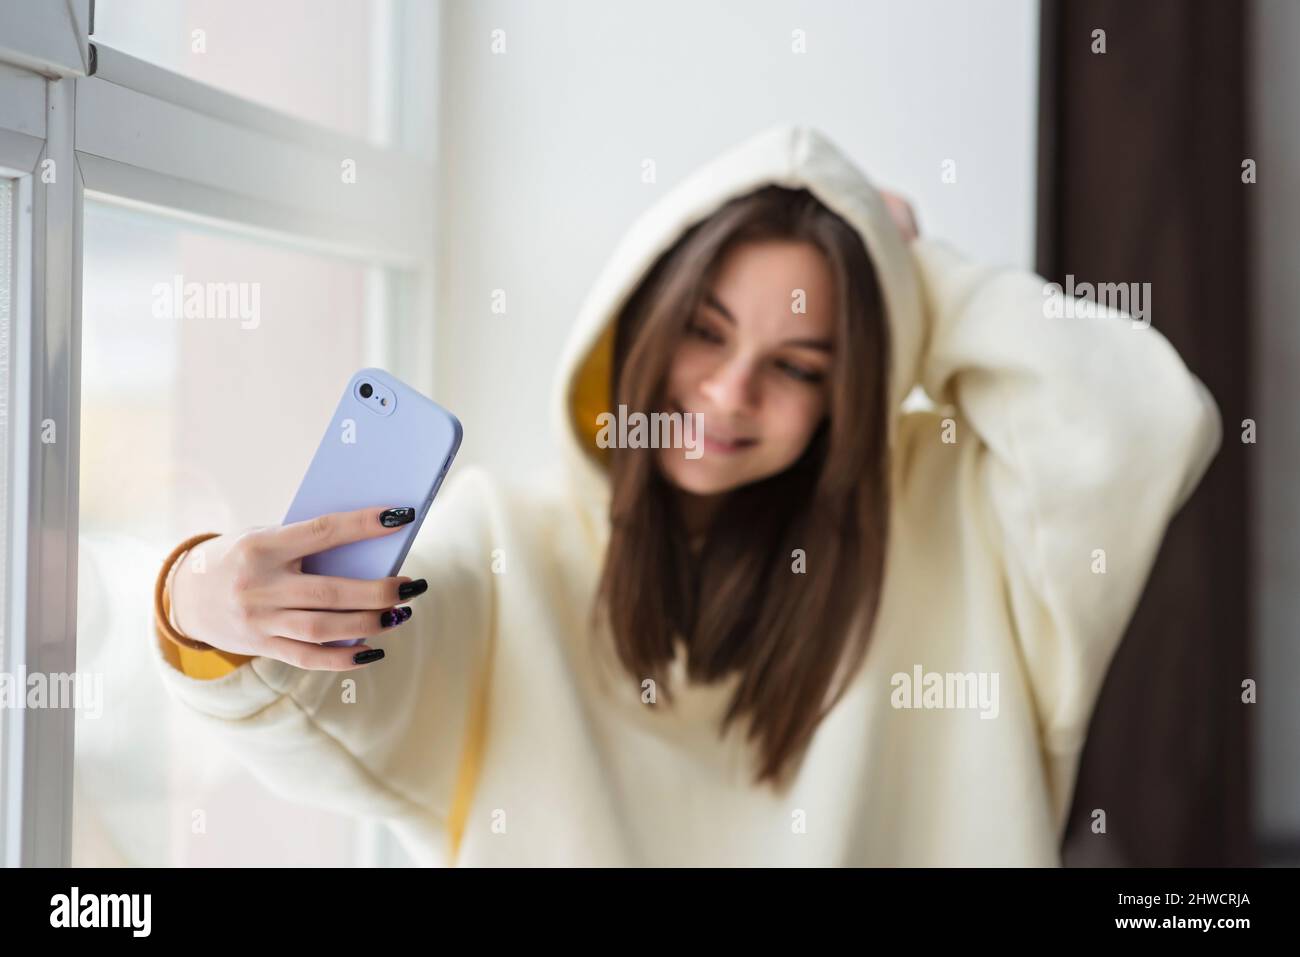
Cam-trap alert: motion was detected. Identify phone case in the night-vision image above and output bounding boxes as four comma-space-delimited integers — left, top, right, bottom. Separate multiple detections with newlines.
282, 367, 462, 647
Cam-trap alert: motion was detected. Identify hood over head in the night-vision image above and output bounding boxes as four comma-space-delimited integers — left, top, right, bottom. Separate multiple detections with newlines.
551, 124, 925, 513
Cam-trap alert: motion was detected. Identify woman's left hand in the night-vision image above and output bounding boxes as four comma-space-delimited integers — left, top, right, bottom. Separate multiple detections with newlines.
880, 189, 919, 243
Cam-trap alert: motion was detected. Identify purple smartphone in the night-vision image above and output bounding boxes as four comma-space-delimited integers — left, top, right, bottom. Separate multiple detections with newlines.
283, 367, 462, 647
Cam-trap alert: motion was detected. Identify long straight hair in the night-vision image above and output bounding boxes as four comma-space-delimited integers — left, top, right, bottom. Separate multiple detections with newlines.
596, 185, 892, 787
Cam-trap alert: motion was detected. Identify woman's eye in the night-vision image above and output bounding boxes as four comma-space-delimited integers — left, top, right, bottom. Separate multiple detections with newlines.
687, 321, 724, 345
775, 359, 826, 384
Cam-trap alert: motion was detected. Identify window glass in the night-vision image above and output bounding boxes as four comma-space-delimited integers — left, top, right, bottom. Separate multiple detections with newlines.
75, 200, 375, 865
93, 0, 386, 143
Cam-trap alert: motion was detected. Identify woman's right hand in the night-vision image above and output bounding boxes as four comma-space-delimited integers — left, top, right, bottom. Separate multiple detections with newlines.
168, 505, 428, 671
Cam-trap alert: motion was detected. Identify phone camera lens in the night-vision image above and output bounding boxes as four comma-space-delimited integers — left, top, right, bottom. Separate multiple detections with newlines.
360, 383, 373, 398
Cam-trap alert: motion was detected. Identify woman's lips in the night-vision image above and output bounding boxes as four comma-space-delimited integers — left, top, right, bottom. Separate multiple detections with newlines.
701, 432, 757, 455
672, 404, 758, 454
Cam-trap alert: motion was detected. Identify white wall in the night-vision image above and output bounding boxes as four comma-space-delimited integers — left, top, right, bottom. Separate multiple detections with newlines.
432, 0, 1040, 478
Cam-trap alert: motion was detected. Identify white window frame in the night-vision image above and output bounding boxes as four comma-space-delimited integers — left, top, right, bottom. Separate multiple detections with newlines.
0, 0, 438, 867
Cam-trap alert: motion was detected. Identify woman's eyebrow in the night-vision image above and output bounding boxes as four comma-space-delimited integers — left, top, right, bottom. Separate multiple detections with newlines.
703, 293, 832, 352
702, 292, 736, 323
782, 337, 834, 352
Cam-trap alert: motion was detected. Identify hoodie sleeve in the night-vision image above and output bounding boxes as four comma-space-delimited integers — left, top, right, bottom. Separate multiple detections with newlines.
911, 238, 1222, 756
150, 466, 499, 866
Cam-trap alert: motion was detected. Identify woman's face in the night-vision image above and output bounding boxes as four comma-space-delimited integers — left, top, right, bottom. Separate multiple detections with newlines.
657, 238, 836, 497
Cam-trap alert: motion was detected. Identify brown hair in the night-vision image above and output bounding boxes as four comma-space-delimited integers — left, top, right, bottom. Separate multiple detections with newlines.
595, 185, 892, 787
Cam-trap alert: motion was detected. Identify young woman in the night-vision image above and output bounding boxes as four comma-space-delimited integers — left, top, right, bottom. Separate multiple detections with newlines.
153, 125, 1221, 866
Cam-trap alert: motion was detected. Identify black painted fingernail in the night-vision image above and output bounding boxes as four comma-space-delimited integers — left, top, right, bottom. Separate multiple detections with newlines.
398, 578, 428, 599
379, 606, 414, 628
353, 649, 385, 664
379, 507, 416, 528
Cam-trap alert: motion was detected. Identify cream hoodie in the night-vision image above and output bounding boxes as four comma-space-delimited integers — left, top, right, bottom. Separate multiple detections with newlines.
151, 124, 1222, 866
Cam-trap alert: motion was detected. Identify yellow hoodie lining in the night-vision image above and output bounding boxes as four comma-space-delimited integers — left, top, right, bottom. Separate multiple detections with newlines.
570, 322, 615, 467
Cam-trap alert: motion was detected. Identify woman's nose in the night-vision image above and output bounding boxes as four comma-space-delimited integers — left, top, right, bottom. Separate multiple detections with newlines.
699, 355, 758, 414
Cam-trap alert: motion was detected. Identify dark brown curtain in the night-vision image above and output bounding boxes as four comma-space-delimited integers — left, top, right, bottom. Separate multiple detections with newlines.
1036, 0, 1253, 866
